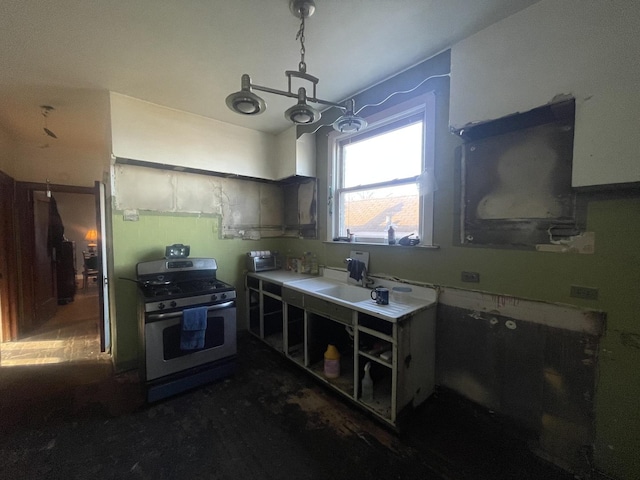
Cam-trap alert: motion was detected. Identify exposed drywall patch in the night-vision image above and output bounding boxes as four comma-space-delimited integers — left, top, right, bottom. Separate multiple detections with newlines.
298, 180, 316, 225
175, 174, 222, 214
220, 178, 260, 227
113, 164, 316, 239
440, 287, 606, 335
114, 164, 174, 211
123, 209, 139, 221
259, 183, 284, 227
536, 231, 595, 254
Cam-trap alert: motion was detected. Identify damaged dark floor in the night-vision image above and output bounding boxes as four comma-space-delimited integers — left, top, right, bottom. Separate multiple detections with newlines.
1, 297, 574, 479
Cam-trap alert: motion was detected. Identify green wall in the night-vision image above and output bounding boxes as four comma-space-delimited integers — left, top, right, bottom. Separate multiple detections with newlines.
108, 50, 640, 479
110, 212, 283, 369
310, 52, 640, 479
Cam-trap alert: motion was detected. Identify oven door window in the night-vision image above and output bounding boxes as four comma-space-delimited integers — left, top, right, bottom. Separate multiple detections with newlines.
163, 313, 226, 360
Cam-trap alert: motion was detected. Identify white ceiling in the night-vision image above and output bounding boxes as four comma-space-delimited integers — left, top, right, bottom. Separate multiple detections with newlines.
0, 0, 541, 151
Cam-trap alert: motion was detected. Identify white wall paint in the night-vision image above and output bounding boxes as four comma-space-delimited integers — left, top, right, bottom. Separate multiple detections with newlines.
12, 143, 107, 186
450, 0, 640, 187
110, 93, 277, 180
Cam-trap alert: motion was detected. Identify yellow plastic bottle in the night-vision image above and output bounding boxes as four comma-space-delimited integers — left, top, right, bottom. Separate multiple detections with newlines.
324, 344, 340, 379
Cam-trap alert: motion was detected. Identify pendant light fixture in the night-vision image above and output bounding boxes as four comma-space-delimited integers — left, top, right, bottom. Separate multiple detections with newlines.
225, 0, 367, 132
41, 105, 58, 139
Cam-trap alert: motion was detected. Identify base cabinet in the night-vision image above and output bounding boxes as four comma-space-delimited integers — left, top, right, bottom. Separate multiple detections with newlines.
246, 274, 436, 428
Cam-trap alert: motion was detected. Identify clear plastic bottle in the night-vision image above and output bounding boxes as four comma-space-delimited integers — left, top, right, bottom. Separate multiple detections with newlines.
310, 253, 319, 275
388, 225, 396, 245
362, 362, 374, 402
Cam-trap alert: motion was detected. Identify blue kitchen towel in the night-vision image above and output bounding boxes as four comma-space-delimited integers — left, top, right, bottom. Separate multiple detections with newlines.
347, 259, 365, 282
180, 306, 208, 350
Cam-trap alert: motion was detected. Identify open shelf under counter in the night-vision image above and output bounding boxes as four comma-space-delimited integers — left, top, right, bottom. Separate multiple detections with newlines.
246, 270, 437, 429
264, 333, 283, 352
359, 380, 392, 421
286, 342, 304, 365
309, 355, 354, 398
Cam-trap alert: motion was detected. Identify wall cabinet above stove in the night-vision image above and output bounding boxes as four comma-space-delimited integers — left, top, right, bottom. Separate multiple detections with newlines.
449, 1, 640, 188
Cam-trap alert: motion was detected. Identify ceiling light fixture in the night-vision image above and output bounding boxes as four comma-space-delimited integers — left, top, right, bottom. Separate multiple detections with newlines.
225, 0, 367, 132
41, 105, 58, 139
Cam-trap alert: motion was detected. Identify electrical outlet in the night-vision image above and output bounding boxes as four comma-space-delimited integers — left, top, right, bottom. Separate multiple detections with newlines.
570, 285, 598, 300
461, 271, 480, 283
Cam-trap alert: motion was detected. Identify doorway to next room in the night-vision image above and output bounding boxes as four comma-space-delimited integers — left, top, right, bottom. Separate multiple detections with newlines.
0, 189, 108, 367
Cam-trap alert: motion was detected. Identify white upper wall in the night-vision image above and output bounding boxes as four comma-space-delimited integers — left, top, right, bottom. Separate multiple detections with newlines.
450, 0, 640, 187
10, 143, 107, 187
109, 93, 277, 180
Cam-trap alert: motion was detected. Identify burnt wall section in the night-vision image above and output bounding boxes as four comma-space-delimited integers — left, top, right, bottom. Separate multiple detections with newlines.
455, 99, 587, 249
436, 287, 605, 475
112, 163, 317, 239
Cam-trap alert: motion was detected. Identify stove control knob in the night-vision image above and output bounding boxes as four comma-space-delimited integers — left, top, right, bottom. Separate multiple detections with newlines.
170, 301, 177, 308
211, 294, 218, 302
158, 303, 165, 310
221, 293, 227, 300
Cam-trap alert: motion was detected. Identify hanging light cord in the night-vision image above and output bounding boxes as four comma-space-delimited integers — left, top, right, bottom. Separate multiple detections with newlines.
306, 72, 451, 134
354, 73, 451, 116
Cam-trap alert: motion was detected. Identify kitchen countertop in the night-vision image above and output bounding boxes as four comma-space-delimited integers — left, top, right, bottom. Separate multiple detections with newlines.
247, 269, 437, 323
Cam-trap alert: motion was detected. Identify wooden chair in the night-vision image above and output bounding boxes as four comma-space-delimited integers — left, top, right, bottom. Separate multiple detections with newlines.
82, 251, 99, 289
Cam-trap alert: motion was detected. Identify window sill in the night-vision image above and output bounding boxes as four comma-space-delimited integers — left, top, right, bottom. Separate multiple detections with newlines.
324, 240, 439, 249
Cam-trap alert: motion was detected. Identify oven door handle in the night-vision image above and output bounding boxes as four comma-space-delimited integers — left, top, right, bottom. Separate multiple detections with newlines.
146, 301, 235, 321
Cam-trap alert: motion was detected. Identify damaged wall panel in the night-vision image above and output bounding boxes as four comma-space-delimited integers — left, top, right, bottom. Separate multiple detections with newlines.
449, 1, 640, 187
175, 174, 222, 214
456, 100, 584, 249
113, 163, 316, 239
436, 287, 605, 475
113, 164, 175, 211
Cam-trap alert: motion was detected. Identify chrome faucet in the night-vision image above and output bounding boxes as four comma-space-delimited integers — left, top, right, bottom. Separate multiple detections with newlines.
363, 268, 375, 288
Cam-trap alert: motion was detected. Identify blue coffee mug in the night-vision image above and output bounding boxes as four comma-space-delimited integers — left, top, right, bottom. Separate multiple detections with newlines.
371, 287, 389, 305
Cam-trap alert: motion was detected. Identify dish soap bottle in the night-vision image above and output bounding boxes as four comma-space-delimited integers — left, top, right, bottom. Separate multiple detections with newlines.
362, 362, 374, 402
388, 225, 396, 245
324, 344, 340, 379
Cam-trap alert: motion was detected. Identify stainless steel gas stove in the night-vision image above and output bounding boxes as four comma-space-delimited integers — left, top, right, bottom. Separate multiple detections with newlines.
136, 254, 237, 402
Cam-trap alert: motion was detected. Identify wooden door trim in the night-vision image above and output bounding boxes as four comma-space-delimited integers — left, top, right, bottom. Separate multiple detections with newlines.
0, 171, 18, 341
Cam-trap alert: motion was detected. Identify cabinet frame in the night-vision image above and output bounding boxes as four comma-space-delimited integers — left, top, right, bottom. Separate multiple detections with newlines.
246, 273, 436, 428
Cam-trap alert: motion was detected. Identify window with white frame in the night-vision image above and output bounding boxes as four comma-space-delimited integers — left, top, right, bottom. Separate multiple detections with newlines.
329, 93, 436, 245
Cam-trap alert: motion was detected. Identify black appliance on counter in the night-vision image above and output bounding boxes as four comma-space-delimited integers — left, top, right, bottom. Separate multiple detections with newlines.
136, 247, 237, 402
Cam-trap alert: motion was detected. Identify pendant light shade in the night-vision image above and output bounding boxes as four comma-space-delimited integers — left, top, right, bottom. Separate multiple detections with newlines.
284, 88, 320, 124
333, 100, 367, 132
225, 74, 266, 115
224, 0, 447, 134
225, 0, 365, 132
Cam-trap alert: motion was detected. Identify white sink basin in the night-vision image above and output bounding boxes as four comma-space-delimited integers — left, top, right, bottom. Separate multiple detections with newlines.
316, 284, 372, 303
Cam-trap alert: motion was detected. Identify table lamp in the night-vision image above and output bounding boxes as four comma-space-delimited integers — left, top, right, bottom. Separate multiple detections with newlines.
85, 229, 98, 253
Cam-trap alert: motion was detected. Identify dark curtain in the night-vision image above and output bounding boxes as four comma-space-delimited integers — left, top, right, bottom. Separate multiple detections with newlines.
47, 194, 64, 257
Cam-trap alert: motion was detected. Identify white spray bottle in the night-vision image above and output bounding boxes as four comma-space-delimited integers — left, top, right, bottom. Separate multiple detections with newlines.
362, 362, 374, 402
